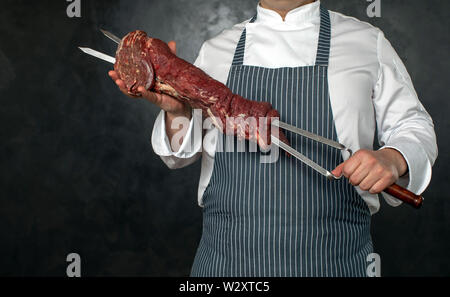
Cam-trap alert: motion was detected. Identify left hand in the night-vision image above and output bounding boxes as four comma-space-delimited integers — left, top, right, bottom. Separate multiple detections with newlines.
331, 148, 408, 194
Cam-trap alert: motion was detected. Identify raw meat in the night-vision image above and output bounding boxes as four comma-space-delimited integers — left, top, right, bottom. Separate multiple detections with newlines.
114, 30, 288, 149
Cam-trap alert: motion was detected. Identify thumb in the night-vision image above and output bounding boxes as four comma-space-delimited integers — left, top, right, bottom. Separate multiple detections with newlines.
332, 162, 345, 177
168, 41, 176, 55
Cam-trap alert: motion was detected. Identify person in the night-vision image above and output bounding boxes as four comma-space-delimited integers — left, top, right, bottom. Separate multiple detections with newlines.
108, 0, 437, 277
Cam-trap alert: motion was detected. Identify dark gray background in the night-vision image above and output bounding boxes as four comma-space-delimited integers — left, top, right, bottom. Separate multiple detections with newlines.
0, 0, 448, 276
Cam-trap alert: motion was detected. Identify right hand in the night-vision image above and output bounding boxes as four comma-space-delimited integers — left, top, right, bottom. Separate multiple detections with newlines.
108, 41, 192, 119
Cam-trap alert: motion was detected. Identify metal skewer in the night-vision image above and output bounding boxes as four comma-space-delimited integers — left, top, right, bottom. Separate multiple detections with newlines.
100, 29, 121, 44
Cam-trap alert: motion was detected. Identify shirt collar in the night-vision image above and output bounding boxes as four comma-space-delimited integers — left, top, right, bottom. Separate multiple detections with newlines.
255, 1, 320, 25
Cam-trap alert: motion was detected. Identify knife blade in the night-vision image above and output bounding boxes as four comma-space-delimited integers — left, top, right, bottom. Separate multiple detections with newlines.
100, 29, 121, 44
78, 47, 115, 64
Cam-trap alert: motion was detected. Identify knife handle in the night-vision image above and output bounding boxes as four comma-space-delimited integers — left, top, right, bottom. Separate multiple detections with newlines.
383, 184, 423, 209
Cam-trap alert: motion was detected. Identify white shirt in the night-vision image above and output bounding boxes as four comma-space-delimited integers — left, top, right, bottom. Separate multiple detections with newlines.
151, 1, 438, 214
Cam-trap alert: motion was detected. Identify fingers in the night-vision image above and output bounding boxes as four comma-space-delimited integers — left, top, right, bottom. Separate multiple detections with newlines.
331, 162, 345, 177
108, 70, 119, 81
115, 79, 138, 97
109, 72, 141, 98
348, 164, 370, 186
137, 86, 161, 105
369, 167, 396, 194
168, 41, 176, 55
332, 151, 362, 179
115, 79, 126, 90
342, 154, 362, 179
359, 170, 382, 192
109, 70, 160, 101
108, 66, 173, 108
340, 149, 398, 194
108, 70, 126, 92
369, 178, 394, 194
108, 71, 128, 93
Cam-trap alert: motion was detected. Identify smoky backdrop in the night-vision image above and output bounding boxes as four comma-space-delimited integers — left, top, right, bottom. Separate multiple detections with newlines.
0, 0, 448, 276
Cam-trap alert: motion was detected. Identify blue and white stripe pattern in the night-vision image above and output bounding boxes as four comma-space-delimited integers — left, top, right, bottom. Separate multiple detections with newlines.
191, 6, 372, 277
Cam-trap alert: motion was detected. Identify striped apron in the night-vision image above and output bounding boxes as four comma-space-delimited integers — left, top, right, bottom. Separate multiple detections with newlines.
191, 7, 373, 277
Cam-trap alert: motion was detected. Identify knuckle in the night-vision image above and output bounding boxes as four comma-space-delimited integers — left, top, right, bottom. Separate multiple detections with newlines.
360, 183, 370, 191
349, 176, 359, 185
370, 186, 382, 194
366, 156, 377, 166
365, 157, 377, 168
342, 168, 354, 179
384, 171, 394, 180
343, 168, 352, 177
375, 166, 384, 175
354, 150, 365, 158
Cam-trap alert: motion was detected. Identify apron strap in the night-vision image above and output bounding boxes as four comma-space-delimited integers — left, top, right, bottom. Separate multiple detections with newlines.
231, 15, 257, 66
315, 6, 331, 66
231, 6, 331, 67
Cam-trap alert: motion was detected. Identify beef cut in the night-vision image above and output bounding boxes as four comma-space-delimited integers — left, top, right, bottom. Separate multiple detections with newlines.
114, 30, 288, 149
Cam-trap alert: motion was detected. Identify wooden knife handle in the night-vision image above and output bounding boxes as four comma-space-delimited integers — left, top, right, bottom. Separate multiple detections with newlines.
383, 184, 423, 209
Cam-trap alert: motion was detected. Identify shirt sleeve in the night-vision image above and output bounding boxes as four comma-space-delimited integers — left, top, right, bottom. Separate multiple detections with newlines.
373, 30, 438, 206
150, 44, 207, 169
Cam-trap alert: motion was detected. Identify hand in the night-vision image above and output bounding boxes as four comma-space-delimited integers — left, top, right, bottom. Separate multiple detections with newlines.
331, 148, 408, 194
107, 41, 191, 119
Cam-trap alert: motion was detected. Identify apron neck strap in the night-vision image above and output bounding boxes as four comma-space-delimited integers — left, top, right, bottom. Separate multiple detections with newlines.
230, 16, 256, 66
231, 6, 331, 67
315, 6, 331, 66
